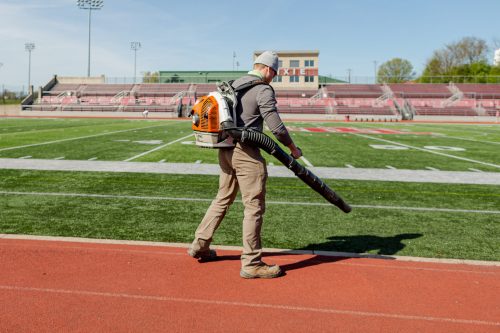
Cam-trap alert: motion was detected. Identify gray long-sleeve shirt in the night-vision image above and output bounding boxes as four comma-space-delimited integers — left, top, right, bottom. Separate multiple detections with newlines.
232, 75, 293, 147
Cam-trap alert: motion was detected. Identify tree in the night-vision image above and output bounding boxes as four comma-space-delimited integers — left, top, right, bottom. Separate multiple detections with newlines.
142, 71, 159, 83
420, 36, 490, 82
377, 58, 415, 83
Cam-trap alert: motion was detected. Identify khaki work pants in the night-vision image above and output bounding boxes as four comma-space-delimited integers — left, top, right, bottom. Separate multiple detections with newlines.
190, 142, 267, 268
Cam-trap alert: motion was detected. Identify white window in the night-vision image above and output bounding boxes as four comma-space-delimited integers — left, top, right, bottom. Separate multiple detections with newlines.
305, 76, 315, 82
273, 76, 282, 82
290, 60, 299, 67
290, 76, 299, 83
305, 60, 314, 67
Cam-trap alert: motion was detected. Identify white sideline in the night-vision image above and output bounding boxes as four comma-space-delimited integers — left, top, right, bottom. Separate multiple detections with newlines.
1, 190, 499, 214
1, 158, 500, 185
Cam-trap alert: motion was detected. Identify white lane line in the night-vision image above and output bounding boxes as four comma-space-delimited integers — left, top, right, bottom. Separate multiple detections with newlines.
54, 157, 65, 160
19, 156, 32, 159
0, 191, 498, 214
352, 133, 500, 169
0, 285, 498, 327
468, 168, 483, 172
345, 164, 355, 168
88, 157, 98, 161
158, 159, 166, 163
0, 125, 166, 152
123, 134, 194, 162
425, 167, 440, 171
386, 165, 397, 170
300, 156, 314, 167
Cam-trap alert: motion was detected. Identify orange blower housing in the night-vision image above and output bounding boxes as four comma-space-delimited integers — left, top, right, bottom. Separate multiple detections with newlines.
190, 92, 235, 148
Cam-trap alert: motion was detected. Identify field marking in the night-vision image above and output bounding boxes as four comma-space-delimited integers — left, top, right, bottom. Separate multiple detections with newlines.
345, 164, 355, 168
123, 134, 194, 162
352, 133, 500, 169
0, 190, 498, 214
425, 167, 440, 171
443, 135, 500, 145
88, 157, 98, 161
468, 168, 483, 172
386, 165, 397, 170
158, 159, 166, 163
19, 156, 32, 159
0, 124, 167, 152
300, 156, 314, 167
0, 285, 498, 327
54, 157, 65, 160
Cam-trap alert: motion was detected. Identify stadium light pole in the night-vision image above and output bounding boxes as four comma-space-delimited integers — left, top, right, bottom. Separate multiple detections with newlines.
130, 42, 141, 83
25, 42, 35, 94
347, 68, 352, 84
373, 60, 378, 84
77, 0, 104, 77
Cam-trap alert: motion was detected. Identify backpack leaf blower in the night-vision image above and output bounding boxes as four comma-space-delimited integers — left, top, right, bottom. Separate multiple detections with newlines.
190, 81, 352, 213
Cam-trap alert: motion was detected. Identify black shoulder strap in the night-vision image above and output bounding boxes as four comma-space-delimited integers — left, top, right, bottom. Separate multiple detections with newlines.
232, 80, 272, 93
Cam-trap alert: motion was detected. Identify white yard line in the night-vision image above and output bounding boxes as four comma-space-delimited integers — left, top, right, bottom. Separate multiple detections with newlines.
123, 134, 194, 162
345, 164, 355, 168
54, 157, 65, 160
88, 157, 98, 161
468, 168, 483, 172
0, 191, 499, 214
19, 156, 32, 159
0, 124, 166, 152
300, 156, 314, 167
386, 165, 397, 170
443, 135, 500, 145
425, 167, 440, 171
352, 133, 500, 169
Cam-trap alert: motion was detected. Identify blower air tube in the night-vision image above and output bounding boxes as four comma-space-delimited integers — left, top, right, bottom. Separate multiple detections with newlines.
223, 124, 351, 213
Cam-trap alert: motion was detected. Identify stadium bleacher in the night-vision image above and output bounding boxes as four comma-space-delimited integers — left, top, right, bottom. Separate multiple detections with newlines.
24, 79, 500, 118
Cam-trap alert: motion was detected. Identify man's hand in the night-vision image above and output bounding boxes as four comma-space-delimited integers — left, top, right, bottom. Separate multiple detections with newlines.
288, 143, 302, 159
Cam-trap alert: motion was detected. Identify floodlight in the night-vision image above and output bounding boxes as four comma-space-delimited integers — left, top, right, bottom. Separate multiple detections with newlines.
25, 43, 35, 92
131, 42, 141, 83
77, 0, 104, 77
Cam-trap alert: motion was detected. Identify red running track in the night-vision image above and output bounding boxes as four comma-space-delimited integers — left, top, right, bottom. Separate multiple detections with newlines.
1, 238, 499, 332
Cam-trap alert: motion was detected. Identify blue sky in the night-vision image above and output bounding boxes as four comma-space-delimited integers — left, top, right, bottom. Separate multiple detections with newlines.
0, 0, 499, 88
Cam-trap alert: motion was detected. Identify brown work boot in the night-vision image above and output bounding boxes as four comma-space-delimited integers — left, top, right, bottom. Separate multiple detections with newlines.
187, 248, 217, 262
240, 263, 282, 279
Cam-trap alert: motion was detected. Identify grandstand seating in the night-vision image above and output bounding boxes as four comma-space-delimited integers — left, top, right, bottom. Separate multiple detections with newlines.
25, 80, 500, 117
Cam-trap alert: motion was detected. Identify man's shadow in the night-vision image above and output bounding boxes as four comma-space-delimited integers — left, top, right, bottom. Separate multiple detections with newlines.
279, 233, 423, 272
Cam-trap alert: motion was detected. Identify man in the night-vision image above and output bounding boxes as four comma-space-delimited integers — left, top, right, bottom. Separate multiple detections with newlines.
188, 51, 302, 279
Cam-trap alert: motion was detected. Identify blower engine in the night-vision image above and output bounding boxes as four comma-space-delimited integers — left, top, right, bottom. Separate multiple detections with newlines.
190, 82, 352, 213
191, 85, 236, 148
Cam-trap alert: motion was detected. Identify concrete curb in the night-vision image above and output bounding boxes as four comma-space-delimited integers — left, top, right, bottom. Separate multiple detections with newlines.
1, 234, 498, 267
